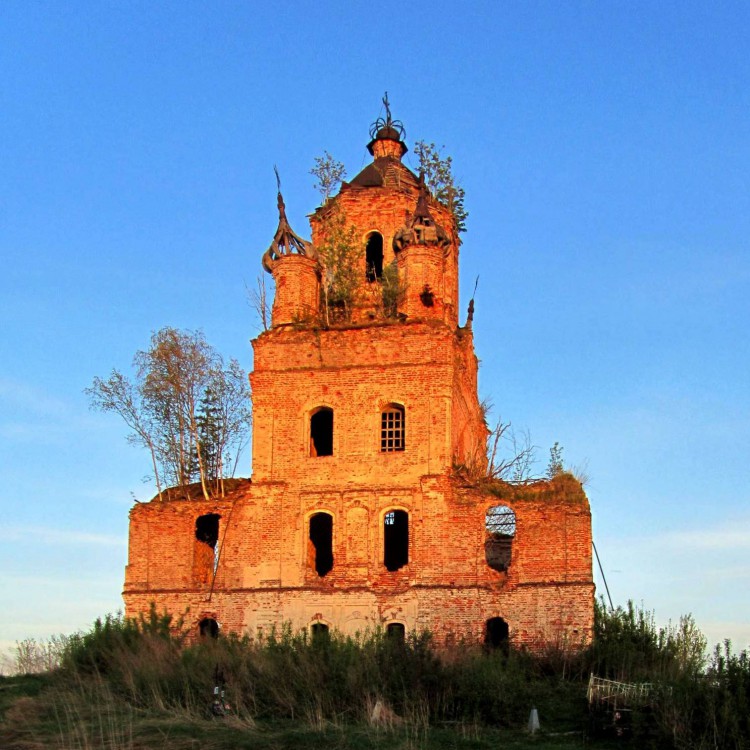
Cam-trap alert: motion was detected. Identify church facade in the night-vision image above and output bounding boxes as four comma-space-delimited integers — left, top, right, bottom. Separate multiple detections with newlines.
123, 107, 594, 648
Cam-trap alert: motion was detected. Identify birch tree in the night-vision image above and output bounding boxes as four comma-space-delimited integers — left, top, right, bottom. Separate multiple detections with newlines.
87, 327, 251, 500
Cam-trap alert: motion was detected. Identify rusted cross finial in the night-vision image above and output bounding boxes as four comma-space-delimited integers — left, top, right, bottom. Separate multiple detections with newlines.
273, 164, 281, 193
383, 91, 392, 125
273, 165, 287, 218
368, 93, 405, 143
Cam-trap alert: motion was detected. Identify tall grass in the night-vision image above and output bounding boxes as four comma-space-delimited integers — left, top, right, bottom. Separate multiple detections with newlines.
3, 601, 749, 749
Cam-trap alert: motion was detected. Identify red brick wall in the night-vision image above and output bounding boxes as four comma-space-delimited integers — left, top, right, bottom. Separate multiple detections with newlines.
251, 322, 471, 484
124, 473, 593, 646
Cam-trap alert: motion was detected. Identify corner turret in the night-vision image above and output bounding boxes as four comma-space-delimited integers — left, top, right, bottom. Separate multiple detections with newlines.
262, 176, 320, 326
393, 174, 457, 324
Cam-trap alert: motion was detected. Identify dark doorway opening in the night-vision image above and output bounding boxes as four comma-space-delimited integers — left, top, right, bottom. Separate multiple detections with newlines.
484, 617, 509, 653
199, 618, 219, 639
384, 510, 408, 571
386, 622, 406, 641
365, 232, 384, 282
309, 512, 334, 577
310, 408, 333, 456
311, 622, 329, 642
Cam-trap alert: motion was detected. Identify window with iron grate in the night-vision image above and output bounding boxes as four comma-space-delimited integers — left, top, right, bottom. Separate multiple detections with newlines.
381, 405, 405, 452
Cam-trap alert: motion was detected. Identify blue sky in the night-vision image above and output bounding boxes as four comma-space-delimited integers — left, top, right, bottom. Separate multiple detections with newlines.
1, 1, 749, 654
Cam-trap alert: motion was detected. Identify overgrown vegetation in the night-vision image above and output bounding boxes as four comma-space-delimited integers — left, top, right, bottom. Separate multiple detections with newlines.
246, 274, 273, 332
310, 152, 346, 203
379, 260, 406, 319
546, 442, 565, 479
414, 140, 468, 234
3, 602, 749, 749
316, 206, 362, 324
87, 328, 251, 500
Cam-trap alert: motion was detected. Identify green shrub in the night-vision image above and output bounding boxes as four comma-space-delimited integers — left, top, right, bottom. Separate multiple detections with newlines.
41, 605, 750, 748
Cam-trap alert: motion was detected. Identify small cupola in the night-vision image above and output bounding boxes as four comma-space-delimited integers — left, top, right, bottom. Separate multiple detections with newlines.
262, 173, 317, 273
393, 174, 451, 254
366, 93, 407, 161
262, 170, 320, 327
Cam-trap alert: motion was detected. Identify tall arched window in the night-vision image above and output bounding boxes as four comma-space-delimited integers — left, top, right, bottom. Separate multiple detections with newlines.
308, 512, 334, 577
365, 232, 384, 282
310, 407, 333, 456
381, 404, 405, 452
485, 505, 516, 572
384, 509, 409, 571
194, 513, 220, 584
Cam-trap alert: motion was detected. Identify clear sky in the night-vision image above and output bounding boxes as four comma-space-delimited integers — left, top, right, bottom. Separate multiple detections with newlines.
1, 1, 748, 655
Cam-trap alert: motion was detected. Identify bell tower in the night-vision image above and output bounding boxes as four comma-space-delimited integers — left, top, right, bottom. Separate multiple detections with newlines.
123, 99, 594, 650
251, 99, 487, 485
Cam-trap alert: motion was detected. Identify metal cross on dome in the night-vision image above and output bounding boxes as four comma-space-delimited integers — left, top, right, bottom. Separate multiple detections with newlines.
369, 91, 406, 142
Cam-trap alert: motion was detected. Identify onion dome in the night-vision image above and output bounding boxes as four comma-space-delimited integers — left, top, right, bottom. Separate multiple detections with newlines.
262, 179, 317, 274
393, 173, 452, 253
366, 92, 408, 159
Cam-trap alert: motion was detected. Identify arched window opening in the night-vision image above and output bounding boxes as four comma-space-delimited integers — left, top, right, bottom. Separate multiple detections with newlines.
199, 617, 219, 639
384, 509, 408, 571
311, 622, 330, 642
365, 232, 384, 282
381, 405, 405, 452
310, 407, 333, 457
386, 622, 406, 641
194, 513, 220, 584
484, 617, 509, 653
308, 512, 334, 577
485, 505, 516, 573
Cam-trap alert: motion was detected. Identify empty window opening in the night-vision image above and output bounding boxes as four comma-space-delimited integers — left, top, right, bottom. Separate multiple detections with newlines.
484, 617, 509, 653
381, 405, 405, 452
310, 408, 333, 456
485, 505, 516, 573
308, 512, 334, 577
386, 622, 406, 641
419, 284, 435, 307
384, 510, 409, 571
311, 622, 330, 642
365, 232, 384, 282
194, 513, 221, 583
199, 618, 219, 639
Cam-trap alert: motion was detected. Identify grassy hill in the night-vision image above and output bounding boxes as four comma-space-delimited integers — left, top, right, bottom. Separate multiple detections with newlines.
1, 602, 748, 749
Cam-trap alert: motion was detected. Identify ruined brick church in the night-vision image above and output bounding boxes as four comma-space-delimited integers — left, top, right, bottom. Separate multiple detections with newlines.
124, 105, 594, 648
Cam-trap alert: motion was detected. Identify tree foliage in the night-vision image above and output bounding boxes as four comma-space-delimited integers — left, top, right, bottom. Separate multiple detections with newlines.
246, 274, 273, 332
317, 206, 361, 323
414, 140, 468, 233
487, 418, 536, 482
379, 260, 406, 319
546, 441, 564, 479
310, 151, 346, 202
87, 328, 251, 500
